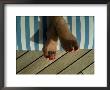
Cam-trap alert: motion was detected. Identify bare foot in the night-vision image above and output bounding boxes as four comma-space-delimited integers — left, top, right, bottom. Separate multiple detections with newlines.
50, 16, 79, 52
59, 32, 79, 52
42, 23, 58, 60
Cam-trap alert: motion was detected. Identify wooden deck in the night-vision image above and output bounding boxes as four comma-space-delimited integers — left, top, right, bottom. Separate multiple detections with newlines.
16, 49, 94, 74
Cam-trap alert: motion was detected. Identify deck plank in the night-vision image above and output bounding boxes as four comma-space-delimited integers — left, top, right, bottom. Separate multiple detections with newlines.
16, 51, 43, 73
38, 49, 90, 74
82, 63, 94, 74
78, 72, 83, 75
18, 51, 66, 74
16, 50, 28, 59
59, 50, 94, 74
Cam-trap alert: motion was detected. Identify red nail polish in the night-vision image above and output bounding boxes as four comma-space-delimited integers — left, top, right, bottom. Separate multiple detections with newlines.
49, 56, 55, 60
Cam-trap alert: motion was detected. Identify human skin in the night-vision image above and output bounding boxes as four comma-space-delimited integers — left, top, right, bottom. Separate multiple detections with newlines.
43, 16, 79, 60
49, 16, 79, 51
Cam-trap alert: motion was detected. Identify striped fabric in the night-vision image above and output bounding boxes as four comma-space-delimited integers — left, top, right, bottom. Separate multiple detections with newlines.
16, 16, 94, 51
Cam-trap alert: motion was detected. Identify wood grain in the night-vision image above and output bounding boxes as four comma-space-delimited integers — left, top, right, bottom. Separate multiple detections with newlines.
59, 50, 94, 74
82, 63, 94, 74
38, 49, 90, 74
18, 51, 66, 74
16, 50, 28, 59
16, 51, 43, 73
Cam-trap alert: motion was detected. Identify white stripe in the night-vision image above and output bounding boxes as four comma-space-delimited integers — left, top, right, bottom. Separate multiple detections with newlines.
21, 16, 27, 50
38, 16, 40, 22
63, 16, 68, 23
30, 16, 35, 50
88, 16, 94, 49
39, 16, 43, 51
57, 38, 60, 50
80, 16, 85, 49
16, 44, 18, 50
72, 16, 76, 37
16, 36, 18, 50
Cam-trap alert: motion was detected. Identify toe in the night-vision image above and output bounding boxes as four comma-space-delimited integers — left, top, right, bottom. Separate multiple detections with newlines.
49, 56, 54, 60
48, 51, 56, 60
74, 44, 79, 51
49, 55, 56, 60
68, 48, 73, 52
62, 45, 70, 52
71, 40, 79, 51
46, 56, 49, 58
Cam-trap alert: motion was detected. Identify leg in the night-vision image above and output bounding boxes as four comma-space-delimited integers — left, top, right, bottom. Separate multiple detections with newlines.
42, 17, 58, 60
50, 16, 79, 52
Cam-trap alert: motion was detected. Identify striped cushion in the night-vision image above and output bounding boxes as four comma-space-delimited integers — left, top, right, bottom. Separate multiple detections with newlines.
16, 16, 94, 51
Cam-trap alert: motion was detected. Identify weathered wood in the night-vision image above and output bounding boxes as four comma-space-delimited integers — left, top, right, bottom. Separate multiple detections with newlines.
38, 49, 90, 74
59, 50, 94, 74
18, 51, 66, 74
16, 51, 43, 73
78, 72, 83, 75
16, 50, 28, 59
82, 63, 94, 74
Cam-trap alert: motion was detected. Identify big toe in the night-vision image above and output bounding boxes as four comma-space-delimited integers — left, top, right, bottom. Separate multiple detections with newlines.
72, 41, 79, 50
48, 51, 56, 60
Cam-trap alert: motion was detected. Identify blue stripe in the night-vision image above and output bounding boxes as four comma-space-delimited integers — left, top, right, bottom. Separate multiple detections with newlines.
25, 16, 31, 50
93, 37, 94, 49
34, 16, 39, 50
76, 16, 81, 47
16, 16, 22, 50
67, 16, 72, 32
85, 16, 89, 48
42, 16, 47, 44
60, 44, 64, 51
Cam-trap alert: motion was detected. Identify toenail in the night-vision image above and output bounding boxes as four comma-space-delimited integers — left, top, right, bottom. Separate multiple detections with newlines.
49, 58, 53, 60
69, 48, 73, 52
46, 56, 49, 58
74, 47, 79, 51
49, 57, 55, 60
